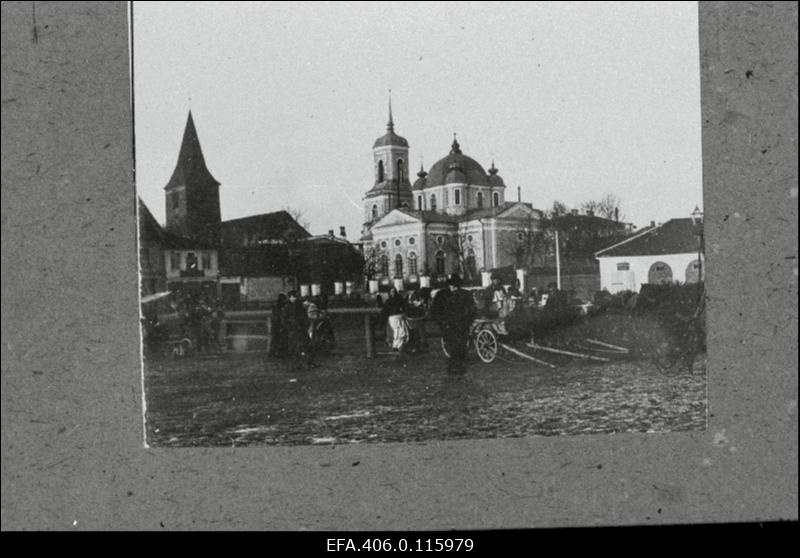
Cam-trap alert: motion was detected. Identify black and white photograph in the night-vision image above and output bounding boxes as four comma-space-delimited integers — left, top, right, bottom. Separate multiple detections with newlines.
134, 1, 707, 448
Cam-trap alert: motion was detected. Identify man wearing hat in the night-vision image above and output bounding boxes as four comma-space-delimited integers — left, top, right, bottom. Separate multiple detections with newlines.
431, 273, 476, 376
280, 290, 316, 370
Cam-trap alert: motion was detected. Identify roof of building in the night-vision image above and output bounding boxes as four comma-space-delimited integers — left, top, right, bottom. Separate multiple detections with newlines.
425, 138, 493, 188
220, 210, 311, 242
487, 161, 505, 187
366, 179, 413, 196
164, 111, 220, 191
595, 218, 702, 257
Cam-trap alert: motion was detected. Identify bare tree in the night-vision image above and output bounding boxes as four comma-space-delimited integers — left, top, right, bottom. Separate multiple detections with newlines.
362, 244, 386, 280
283, 205, 312, 232
548, 200, 569, 219
508, 215, 549, 269
580, 193, 623, 220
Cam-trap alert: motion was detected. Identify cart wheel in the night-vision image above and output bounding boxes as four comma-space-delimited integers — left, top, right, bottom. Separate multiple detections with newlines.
474, 328, 498, 363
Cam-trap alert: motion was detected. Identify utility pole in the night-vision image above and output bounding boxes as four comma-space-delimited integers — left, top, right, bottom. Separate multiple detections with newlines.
555, 229, 562, 290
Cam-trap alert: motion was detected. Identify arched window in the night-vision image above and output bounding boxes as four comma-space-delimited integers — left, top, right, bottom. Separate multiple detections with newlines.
430, 194, 437, 212
685, 259, 702, 283
476, 191, 483, 209
466, 249, 476, 280
417, 195, 423, 210
377, 160, 385, 183
394, 254, 403, 278
435, 250, 446, 275
444, 190, 449, 206
379, 254, 389, 277
396, 159, 404, 183
372, 204, 378, 220
408, 252, 418, 276
492, 192, 499, 207
454, 189, 461, 205
648, 261, 673, 284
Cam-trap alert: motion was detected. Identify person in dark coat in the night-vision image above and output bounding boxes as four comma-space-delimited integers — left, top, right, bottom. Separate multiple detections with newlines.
280, 290, 316, 370
431, 273, 476, 376
269, 293, 287, 358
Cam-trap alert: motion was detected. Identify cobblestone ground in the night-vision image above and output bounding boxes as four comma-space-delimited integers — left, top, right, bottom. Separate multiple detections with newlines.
144, 336, 707, 447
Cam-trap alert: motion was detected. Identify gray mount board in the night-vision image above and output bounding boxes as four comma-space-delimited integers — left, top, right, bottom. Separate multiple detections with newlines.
1, 1, 797, 529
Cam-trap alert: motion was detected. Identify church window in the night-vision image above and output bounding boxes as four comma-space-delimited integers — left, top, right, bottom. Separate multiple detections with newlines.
408, 237, 415, 245
408, 252, 418, 276
517, 232, 525, 241
466, 249, 477, 279
394, 239, 401, 247
396, 159, 404, 182
417, 195, 423, 210
380, 240, 387, 249
444, 190, 449, 206
467, 235, 473, 242
379, 254, 389, 277
476, 191, 484, 209
372, 204, 378, 220
170, 252, 181, 271
377, 160, 385, 183
454, 189, 461, 205
394, 254, 403, 278
493, 192, 500, 207
435, 251, 446, 275
436, 235, 444, 245
430, 194, 437, 211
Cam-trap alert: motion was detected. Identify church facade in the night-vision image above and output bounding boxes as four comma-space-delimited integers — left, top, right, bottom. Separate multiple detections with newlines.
361, 106, 543, 287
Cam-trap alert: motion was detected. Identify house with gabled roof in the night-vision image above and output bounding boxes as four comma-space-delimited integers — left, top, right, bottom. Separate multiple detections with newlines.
595, 216, 704, 293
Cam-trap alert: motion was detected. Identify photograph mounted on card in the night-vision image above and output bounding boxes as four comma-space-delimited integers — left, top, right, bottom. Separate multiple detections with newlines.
134, 2, 706, 447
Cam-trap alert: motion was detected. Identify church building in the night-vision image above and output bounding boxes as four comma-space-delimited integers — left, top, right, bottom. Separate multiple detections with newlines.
361, 104, 543, 287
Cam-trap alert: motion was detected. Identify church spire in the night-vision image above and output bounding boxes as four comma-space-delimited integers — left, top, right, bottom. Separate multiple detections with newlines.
165, 110, 220, 191
387, 90, 394, 132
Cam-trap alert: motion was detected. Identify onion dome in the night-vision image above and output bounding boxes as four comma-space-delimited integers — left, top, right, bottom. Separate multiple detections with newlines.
487, 160, 505, 187
425, 136, 491, 187
412, 163, 428, 190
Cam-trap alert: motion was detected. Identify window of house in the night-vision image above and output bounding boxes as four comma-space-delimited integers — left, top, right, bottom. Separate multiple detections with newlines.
430, 194, 437, 211
408, 252, 418, 276
170, 252, 181, 271
202, 252, 212, 270
186, 252, 198, 271
493, 192, 499, 207
435, 251, 446, 275
616, 262, 630, 271
476, 191, 483, 209
394, 254, 403, 278
454, 189, 461, 205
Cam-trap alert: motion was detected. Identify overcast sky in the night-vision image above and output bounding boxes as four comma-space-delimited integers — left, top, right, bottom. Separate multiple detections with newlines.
133, 1, 702, 237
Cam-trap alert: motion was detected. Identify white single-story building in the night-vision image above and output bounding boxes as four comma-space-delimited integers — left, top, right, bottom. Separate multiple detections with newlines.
595, 217, 704, 293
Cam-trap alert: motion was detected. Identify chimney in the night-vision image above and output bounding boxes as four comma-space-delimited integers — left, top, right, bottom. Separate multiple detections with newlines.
614, 207, 619, 222
339, 226, 346, 238
328, 229, 334, 238
517, 186, 521, 202
650, 221, 656, 228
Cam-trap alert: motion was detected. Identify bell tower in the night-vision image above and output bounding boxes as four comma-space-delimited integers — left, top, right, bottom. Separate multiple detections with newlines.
363, 97, 413, 228
164, 111, 221, 245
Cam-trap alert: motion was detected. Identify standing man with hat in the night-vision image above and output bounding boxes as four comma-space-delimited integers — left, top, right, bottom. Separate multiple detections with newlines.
431, 274, 476, 376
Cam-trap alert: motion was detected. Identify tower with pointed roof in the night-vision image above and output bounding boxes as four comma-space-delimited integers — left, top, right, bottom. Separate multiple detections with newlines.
164, 111, 221, 245
362, 98, 413, 232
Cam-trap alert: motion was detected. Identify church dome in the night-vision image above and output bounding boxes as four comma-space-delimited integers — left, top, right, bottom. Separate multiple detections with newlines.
487, 161, 505, 187
425, 137, 490, 187
412, 164, 427, 190
372, 100, 408, 148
